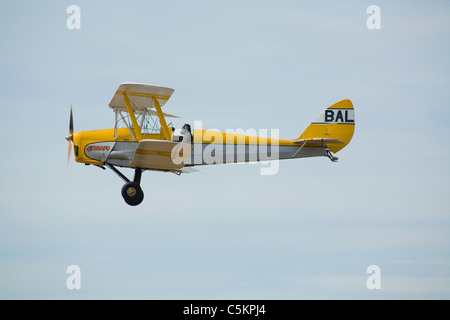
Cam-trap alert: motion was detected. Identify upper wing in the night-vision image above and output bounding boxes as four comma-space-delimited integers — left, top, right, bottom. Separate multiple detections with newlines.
108, 82, 175, 112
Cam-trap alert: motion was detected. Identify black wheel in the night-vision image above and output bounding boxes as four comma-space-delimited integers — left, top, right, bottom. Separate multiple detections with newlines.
121, 182, 144, 206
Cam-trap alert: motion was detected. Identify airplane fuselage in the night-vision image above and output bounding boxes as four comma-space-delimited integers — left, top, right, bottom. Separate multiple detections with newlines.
73, 127, 327, 170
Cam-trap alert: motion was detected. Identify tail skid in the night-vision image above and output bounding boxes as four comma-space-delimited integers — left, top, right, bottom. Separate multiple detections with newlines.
325, 149, 339, 162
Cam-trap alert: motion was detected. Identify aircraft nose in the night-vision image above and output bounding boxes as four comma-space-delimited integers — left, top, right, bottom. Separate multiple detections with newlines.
72, 131, 81, 159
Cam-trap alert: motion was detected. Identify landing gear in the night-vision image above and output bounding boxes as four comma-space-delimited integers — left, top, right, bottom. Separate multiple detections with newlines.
106, 165, 145, 206
121, 181, 144, 206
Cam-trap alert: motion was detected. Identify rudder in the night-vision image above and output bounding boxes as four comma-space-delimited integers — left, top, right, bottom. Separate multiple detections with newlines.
296, 99, 355, 153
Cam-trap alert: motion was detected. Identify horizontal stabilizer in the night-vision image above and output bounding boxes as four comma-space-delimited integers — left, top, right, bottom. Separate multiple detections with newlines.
180, 167, 197, 173
293, 138, 344, 147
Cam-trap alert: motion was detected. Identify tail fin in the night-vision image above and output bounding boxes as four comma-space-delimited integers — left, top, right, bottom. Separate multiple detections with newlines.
295, 99, 355, 153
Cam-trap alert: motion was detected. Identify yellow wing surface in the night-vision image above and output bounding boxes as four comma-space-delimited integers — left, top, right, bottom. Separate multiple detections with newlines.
130, 139, 192, 172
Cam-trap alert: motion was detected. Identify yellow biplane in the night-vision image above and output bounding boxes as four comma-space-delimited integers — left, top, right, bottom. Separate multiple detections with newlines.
67, 82, 355, 206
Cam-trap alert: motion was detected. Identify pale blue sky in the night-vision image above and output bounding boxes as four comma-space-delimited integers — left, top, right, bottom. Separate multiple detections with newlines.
1, 0, 449, 299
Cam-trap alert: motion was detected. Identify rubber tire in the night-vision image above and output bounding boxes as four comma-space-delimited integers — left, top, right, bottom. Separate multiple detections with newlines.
121, 182, 144, 206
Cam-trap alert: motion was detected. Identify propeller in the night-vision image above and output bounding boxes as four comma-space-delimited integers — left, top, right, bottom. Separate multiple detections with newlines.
66, 106, 74, 166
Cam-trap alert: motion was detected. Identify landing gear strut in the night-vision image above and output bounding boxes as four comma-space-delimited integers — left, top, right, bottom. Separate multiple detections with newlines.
107, 165, 145, 206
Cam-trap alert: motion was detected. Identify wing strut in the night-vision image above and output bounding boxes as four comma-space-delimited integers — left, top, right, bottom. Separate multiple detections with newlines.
153, 97, 171, 141
123, 94, 143, 141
